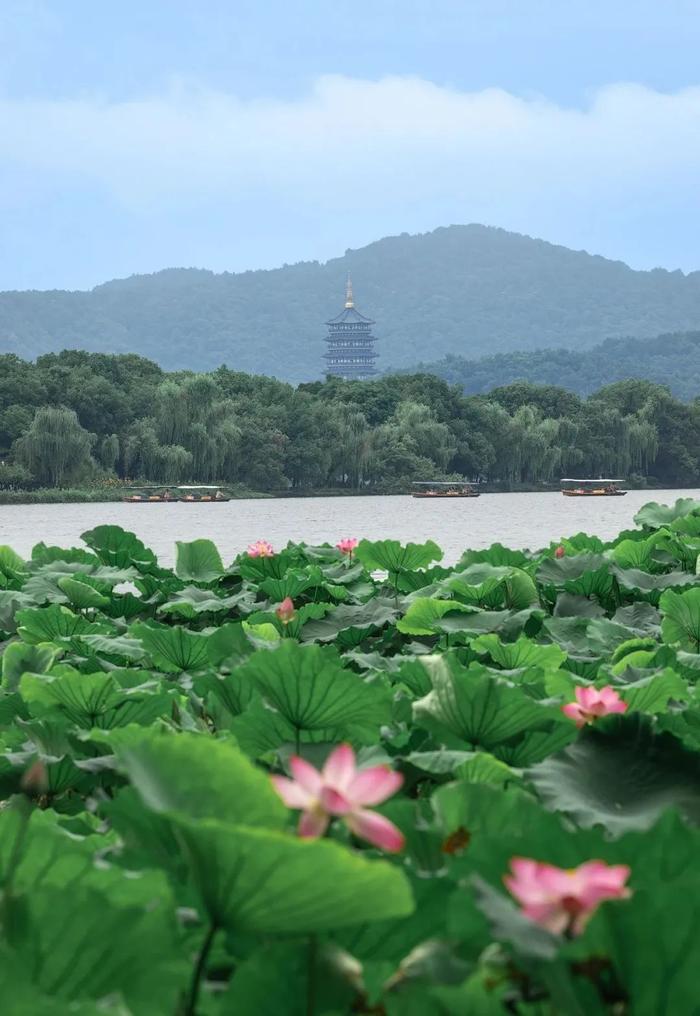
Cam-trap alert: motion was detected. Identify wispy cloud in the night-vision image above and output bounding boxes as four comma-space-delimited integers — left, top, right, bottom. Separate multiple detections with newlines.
2, 75, 700, 285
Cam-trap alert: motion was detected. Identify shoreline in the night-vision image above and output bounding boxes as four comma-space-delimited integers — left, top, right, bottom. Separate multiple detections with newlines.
0, 482, 689, 506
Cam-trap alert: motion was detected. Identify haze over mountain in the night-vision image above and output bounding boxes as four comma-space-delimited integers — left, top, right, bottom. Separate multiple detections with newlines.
3, 224, 700, 383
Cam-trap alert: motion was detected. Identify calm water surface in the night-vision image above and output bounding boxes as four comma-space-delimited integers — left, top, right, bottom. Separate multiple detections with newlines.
1, 490, 698, 566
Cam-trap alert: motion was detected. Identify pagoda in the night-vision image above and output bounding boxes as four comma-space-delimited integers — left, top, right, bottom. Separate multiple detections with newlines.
323, 277, 378, 380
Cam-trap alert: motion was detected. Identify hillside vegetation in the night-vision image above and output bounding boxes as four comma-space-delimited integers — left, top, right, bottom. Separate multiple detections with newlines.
404, 331, 700, 400
1, 351, 700, 493
3, 225, 700, 379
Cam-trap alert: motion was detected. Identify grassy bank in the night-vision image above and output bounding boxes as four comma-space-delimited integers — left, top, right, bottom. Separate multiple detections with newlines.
0, 484, 270, 505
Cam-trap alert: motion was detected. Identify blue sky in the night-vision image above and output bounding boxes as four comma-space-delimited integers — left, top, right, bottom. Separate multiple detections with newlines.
2, 0, 700, 289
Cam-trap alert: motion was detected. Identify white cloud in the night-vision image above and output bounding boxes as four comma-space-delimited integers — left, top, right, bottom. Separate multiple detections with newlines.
1, 75, 700, 277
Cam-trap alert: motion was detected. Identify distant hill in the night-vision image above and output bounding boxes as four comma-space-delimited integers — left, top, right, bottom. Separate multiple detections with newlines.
401, 331, 700, 400
3, 225, 700, 381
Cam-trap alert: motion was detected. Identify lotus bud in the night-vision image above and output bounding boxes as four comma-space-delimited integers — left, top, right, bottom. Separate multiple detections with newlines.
21, 759, 48, 796
554, 545, 566, 558
275, 596, 296, 624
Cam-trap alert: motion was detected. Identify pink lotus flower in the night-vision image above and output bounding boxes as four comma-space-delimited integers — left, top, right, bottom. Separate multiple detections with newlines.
504, 857, 631, 936
562, 685, 628, 728
271, 743, 405, 852
275, 596, 296, 624
336, 537, 359, 556
247, 539, 275, 558
554, 545, 566, 559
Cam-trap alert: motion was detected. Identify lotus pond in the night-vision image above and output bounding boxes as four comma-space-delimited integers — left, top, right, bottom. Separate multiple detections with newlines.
0, 500, 699, 1014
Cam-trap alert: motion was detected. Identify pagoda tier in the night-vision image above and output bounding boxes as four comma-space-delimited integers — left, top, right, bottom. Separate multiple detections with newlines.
323, 278, 378, 381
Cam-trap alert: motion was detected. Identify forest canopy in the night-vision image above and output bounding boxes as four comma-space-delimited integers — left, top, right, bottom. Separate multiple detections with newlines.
4, 225, 700, 379
1, 350, 699, 493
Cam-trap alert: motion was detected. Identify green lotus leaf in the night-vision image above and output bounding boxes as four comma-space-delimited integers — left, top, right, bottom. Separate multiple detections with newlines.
472, 634, 566, 671
0, 545, 28, 584
205, 620, 255, 667
57, 575, 111, 610
660, 586, 700, 651
81, 524, 160, 572
634, 498, 700, 530
16, 603, 111, 646
171, 815, 414, 934
615, 668, 688, 713
233, 640, 392, 732
528, 714, 700, 834
174, 538, 224, 582
537, 553, 613, 601
118, 730, 287, 827
458, 543, 532, 568
397, 597, 473, 636
130, 620, 211, 672
613, 566, 697, 604
300, 598, 399, 643
612, 601, 661, 634
157, 584, 249, 618
355, 538, 443, 573
20, 668, 173, 729
413, 657, 557, 749
1, 641, 58, 692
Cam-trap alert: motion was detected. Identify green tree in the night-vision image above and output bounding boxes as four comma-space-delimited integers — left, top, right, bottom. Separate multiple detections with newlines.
13, 407, 96, 487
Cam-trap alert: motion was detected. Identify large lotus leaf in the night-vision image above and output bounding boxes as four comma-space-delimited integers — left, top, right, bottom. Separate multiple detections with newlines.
237, 548, 303, 582
458, 543, 532, 568
10, 884, 183, 1014
660, 586, 700, 650
300, 598, 399, 643
437, 606, 543, 640
1, 641, 58, 692
19, 668, 173, 729
205, 621, 255, 667
397, 598, 474, 636
443, 564, 512, 608
174, 538, 224, 582
118, 730, 286, 827
528, 714, 700, 833
537, 553, 613, 601
472, 634, 566, 671
612, 601, 661, 635
76, 633, 147, 662
553, 592, 605, 617
574, 882, 700, 1016
413, 657, 557, 749
56, 575, 110, 610
225, 697, 331, 757
613, 669, 688, 714
355, 538, 443, 573
130, 620, 211, 672
233, 641, 392, 731
634, 497, 700, 529
172, 815, 414, 933
0, 545, 27, 585
195, 668, 256, 718
613, 565, 697, 603
31, 542, 100, 567
81, 524, 160, 572
16, 603, 110, 646
494, 721, 577, 767
0, 590, 35, 633
157, 584, 250, 619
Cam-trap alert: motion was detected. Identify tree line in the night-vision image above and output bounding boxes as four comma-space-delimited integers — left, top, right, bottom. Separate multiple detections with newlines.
0, 350, 698, 492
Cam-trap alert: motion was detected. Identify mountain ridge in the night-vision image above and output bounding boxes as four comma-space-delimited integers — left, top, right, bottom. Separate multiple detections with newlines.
3, 224, 700, 380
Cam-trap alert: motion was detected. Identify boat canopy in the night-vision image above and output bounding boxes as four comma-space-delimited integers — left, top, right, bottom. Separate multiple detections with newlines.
560, 478, 625, 484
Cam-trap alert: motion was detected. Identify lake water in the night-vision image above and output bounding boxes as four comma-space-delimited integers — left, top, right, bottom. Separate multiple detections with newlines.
2, 489, 699, 566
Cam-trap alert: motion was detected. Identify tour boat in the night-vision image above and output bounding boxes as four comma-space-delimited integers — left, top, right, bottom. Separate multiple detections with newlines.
560, 479, 627, 497
412, 481, 480, 498
123, 485, 230, 503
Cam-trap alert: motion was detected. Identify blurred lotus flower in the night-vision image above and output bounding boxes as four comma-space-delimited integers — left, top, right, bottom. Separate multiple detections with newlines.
271, 743, 405, 852
562, 685, 628, 727
504, 857, 631, 936
336, 538, 359, 556
275, 596, 296, 624
554, 545, 566, 558
247, 539, 275, 558
21, 758, 48, 795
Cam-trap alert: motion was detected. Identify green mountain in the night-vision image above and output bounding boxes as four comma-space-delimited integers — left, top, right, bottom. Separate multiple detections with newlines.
3, 225, 700, 381
403, 331, 700, 401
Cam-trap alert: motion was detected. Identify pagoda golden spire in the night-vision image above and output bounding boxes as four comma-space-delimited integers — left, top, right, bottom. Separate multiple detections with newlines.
344, 274, 354, 309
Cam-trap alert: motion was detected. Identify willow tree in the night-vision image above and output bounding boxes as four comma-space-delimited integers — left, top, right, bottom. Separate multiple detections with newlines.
13, 406, 95, 487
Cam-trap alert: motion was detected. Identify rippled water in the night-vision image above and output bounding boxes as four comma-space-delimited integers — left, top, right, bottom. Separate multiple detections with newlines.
2, 489, 698, 566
